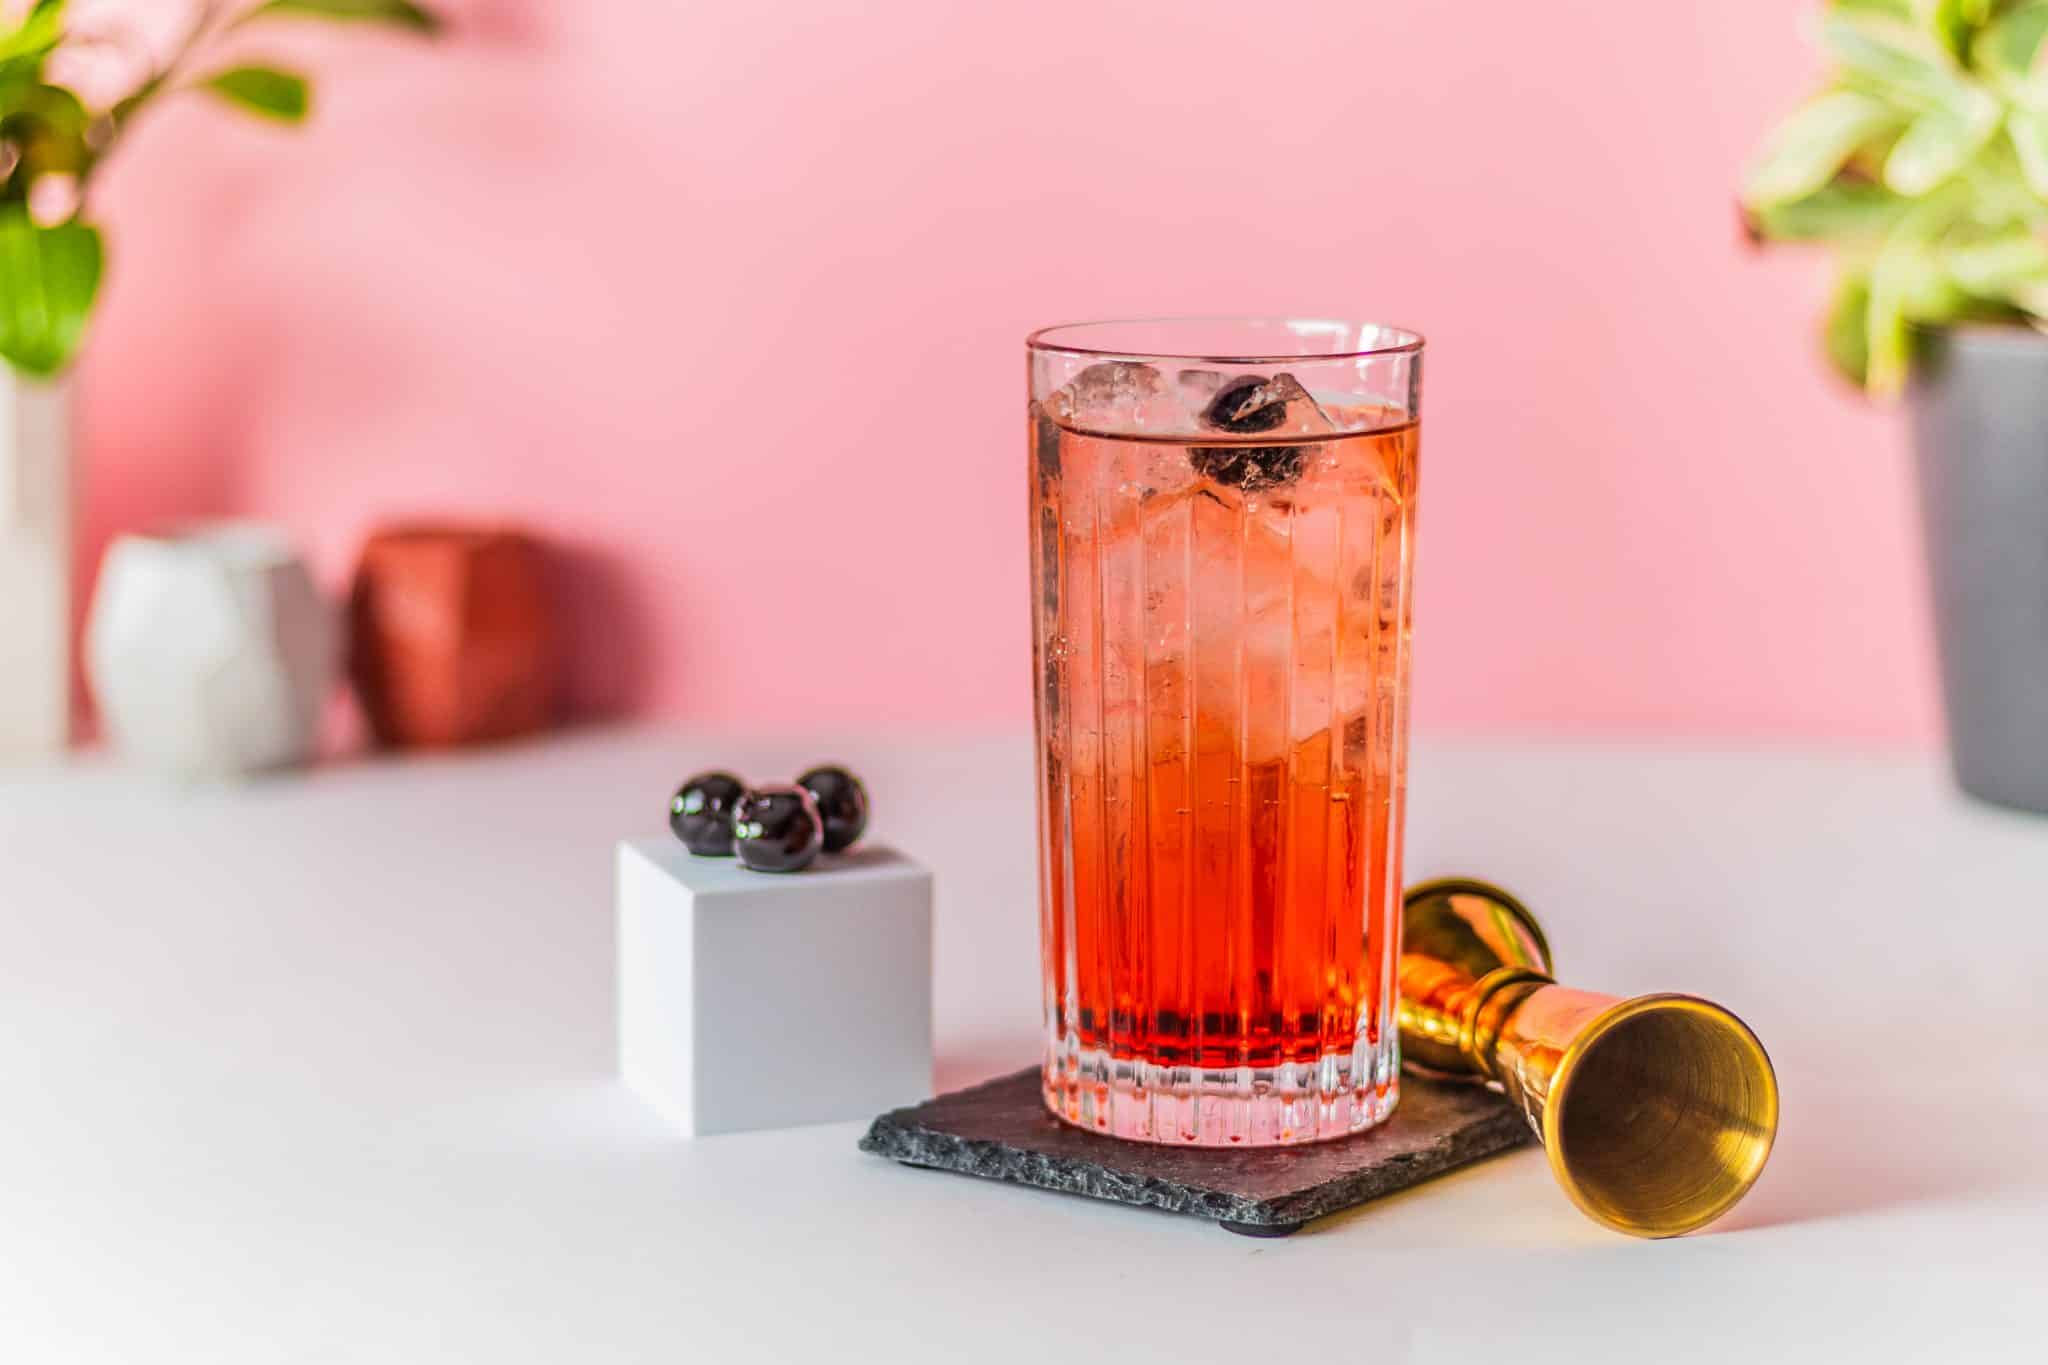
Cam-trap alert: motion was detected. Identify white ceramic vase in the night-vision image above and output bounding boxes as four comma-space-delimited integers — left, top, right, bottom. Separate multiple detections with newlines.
86, 524, 337, 777
0, 372, 71, 759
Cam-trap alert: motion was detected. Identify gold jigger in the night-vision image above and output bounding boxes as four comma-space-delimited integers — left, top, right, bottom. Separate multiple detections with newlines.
1398, 878, 1779, 1237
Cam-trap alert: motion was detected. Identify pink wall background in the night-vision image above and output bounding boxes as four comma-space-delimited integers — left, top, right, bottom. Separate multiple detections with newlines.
76, 0, 1936, 742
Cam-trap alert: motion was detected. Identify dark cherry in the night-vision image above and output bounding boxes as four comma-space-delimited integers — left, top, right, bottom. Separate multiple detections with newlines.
670, 770, 747, 856
796, 764, 869, 853
1201, 376, 1287, 434
1195, 374, 1308, 491
1188, 445, 1307, 492
732, 785, 824, 873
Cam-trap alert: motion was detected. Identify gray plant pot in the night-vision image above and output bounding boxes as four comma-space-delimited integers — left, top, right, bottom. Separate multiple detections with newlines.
1909, 325, 2048, 812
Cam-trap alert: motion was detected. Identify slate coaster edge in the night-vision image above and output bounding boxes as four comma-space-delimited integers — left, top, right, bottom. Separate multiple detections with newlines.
859, 1066, 1534, 1232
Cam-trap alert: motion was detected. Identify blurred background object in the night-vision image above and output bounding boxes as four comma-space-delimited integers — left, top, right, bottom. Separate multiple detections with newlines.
0, 372, 68, 756
85, 521, 334, 774
1911, 328, 2048, 811
0, 0, 433, 764
348, 523, 556, 748
1742, 1, 2048, 809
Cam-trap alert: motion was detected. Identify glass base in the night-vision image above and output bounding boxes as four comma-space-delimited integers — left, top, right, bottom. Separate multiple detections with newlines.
1041, 1046, 1399, 1147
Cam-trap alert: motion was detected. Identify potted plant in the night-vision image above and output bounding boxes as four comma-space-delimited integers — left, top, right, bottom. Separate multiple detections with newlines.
1745, 0, 2048, 812
0, 0, 436, 759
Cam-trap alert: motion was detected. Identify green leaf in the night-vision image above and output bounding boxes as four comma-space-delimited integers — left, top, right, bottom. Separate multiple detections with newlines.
1863, 273, 1912, 395
240, 0, 440, 34
1974, 2, 2048, 80
1953, 132, 2048, 224
1822, 13, 1957, 99
1831, 0, 1914, 19
1924, 0, 1975, 61
1942, 232, 2048, 291
1750, 181, 1912, 240
1866, 215, 1970, 394
0, 82, 90, 180
1744, 91, 1901, 206
1884, 87, 2002, 193
0, 207, 101, 377
2008, 107, 2048, 194
1902, 253, 1968, 316
0, 1, 64, 69
1825, 269, 1874, 386
201, 66, 310, 123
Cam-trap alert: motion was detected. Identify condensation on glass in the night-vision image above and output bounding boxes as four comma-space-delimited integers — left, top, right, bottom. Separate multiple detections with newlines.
1027, 317, 1423, 1146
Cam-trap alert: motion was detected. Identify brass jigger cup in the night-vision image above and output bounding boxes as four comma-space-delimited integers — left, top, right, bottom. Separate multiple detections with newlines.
1399, 878, 1779, 1237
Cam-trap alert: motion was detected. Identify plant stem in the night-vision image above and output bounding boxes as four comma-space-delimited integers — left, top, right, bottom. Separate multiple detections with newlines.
79, 0, 233, 194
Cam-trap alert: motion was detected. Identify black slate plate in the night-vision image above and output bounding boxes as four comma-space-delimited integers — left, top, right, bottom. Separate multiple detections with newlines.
859, 1067, 1532, 1236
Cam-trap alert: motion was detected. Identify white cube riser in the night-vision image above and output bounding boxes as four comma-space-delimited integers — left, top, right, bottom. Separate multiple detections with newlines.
617, 838, 933, 1137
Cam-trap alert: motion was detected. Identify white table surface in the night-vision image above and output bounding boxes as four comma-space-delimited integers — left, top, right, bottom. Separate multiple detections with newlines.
2, 727, 2042, 1363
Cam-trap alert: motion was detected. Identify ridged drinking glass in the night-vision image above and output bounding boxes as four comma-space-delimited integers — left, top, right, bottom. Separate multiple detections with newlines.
1027, 317, 1423, 1145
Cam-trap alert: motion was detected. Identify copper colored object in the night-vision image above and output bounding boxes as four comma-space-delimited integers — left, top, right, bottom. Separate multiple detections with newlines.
348, 525, 557, 748
1398, 878, 1779, 1238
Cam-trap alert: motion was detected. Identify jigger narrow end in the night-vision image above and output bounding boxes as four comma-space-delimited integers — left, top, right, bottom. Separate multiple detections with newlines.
1542, 993, 1779, 1238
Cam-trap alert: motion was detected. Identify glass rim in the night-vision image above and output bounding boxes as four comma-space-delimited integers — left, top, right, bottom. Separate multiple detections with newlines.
1026, 315, 1424, 365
